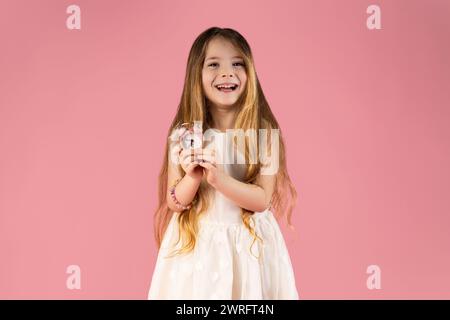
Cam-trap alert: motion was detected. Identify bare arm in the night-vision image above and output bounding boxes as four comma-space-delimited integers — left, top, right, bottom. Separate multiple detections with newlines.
211, 172, 275, 213
166, 174, 202, 212
166, 144, 202, 212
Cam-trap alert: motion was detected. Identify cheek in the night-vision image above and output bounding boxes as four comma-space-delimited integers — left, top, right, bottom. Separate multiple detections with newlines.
239, 72, 247, 87
202, 72, 214, 88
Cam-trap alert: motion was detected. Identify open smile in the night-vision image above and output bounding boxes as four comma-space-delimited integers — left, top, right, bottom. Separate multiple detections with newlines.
215, 83, 238, 93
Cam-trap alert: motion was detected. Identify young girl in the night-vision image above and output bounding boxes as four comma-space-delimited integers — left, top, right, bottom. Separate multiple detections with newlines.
148, 27, 299, 300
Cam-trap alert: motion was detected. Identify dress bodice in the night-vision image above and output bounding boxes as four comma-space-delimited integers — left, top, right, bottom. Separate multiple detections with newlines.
200, 128, 248, 225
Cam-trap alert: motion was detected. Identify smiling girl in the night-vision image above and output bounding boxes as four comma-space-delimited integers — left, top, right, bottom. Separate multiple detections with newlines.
148, 27, 299, 300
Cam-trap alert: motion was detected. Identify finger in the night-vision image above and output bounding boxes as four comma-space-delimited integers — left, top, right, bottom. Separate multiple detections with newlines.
201, 148, 216, 156
179, 148, 191, 158
180, 154, 194, 166
170, 143, 181, 155
176, 125, 188, 135
180, 149, 196, 163
199, 152, 216, 159
179, 151, 192, 165
187, 161, 200, 171
196, 154, 216, 164
190, 148, 214, 162
171, 127, 188, 143
171, 144, 182, 156
180, 147, 201, 158
182, 150, 202, 165
198, 161, 215, 170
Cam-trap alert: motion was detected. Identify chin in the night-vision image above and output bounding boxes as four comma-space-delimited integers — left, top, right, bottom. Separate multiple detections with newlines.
206, 91, 242, 108
215, 100, 238, 108
214, 95, 241, 106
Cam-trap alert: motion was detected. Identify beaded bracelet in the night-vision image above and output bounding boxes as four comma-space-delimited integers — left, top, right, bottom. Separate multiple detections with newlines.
169, 178, 196, 211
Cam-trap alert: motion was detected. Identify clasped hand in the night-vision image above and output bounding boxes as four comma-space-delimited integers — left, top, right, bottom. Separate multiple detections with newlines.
172, 143, 226, 188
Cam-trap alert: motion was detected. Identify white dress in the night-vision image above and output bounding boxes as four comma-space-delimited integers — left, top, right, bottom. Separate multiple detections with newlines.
148, 129, 299, 300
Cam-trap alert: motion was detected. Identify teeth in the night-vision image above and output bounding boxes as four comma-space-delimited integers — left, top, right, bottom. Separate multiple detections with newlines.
216, 84, 237, 89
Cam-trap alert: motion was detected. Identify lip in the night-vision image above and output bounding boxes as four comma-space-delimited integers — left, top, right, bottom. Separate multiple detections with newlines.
214, 83, 239, 93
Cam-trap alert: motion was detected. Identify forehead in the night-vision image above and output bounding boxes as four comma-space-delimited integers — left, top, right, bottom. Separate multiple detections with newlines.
204, 37, 242, 59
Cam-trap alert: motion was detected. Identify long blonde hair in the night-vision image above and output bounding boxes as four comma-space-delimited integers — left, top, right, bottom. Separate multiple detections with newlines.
153, 27, 298, 258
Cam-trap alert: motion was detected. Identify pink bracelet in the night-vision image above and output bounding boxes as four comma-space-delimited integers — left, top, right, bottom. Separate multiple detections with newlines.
169, 178, 195, 210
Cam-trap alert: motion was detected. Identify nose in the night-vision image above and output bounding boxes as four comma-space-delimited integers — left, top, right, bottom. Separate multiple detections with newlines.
221, 73, 234, 81
220, 65, 234, 78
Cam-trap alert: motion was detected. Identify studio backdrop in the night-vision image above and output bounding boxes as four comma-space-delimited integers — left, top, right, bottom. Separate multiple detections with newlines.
1, 0, 449, 299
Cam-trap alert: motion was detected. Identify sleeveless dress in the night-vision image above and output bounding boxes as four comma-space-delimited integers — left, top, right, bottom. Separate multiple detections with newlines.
148, 129, 299, 299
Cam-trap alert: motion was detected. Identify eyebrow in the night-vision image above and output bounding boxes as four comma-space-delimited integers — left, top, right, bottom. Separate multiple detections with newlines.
205, 56, 243, 61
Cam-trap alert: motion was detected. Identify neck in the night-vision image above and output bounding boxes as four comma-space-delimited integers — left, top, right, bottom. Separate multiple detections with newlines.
208, 104, 238, 132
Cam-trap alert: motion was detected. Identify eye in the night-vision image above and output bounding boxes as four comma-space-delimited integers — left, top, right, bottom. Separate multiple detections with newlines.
208, 63, 218, 67
233, 62, 245, 67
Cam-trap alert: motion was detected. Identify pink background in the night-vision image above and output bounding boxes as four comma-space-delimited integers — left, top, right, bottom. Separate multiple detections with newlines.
1, 0, 449, 299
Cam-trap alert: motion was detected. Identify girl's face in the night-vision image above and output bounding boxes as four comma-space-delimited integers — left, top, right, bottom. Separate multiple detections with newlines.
202, 37, 247, 110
